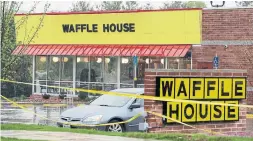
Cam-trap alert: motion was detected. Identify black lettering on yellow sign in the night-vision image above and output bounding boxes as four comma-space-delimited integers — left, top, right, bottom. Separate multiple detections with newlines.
156, 77, 246, 100
211, 101, 224, 121
190, 78, 204, 99
219, 78, 232, 99
159, 78, 174, 99
175, 78, 189, 99
182, 102, 196, 122
62, 23, 135, 33
167, 102, 181, 123
166, 100, 239, 123
225, 101, 239, 121
233, 78, 246, 99
197, 103, 210, 121
205, 78, 218, 99
156, 77, 245, 124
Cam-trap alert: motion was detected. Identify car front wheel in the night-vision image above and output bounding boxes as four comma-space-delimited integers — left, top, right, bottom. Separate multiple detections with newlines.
105, 120, 125, 132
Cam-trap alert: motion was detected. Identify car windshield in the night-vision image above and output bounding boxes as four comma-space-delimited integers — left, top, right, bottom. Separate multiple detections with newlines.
89, 92, 132, 107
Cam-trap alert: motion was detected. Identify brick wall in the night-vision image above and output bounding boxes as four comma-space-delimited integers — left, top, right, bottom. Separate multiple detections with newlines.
202, 8, 253, 40
247, 91, 253, 105
192, 45, 253, 87
144, 70, 247, 134
196, 8, 253, 88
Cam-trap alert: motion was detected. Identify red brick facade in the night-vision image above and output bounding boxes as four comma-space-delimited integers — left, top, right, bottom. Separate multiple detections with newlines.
202, 9, 253, 40
194, 8, 253, 87
194, 8, 253, 106
144, 70, 247, 134
144, 8, 253, 134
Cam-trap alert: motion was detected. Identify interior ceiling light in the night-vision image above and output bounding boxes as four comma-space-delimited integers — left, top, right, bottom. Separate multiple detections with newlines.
63, 57, 68, 62
145, 58, 152, 64
77, 57, 81, 63
105, 58, 110, 63
96, 57, 102, 63
40, 56, 46, 62
52, 57, 59, 62
161, 59, 164, 64
84, 57, 89, 63
122, 58, 129, 64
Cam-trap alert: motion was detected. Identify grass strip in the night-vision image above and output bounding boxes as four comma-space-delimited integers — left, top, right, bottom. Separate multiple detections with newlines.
1, 137, 46, 141
1, 124, 253, 141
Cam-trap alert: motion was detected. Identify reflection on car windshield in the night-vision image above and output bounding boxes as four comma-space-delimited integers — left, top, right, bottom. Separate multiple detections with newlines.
90, 93, 132, 107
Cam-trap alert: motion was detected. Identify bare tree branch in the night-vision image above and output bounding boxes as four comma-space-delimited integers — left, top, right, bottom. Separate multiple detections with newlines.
2, 2, 50, 71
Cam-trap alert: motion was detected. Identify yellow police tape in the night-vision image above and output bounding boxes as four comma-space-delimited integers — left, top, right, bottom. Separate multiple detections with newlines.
246, 114, 253, 119
43, 104, 67, 107
1, 79, 253, 108
10, 104, 33, 108
1, 95, 142, 127
147, 111, 222, 135
1, 94, 223, 135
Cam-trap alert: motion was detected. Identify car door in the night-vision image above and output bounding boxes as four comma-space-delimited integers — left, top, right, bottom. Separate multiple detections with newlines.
126, 96, 145, 132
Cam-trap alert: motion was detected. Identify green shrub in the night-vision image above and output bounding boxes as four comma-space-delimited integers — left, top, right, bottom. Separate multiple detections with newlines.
42, 93, 50, 99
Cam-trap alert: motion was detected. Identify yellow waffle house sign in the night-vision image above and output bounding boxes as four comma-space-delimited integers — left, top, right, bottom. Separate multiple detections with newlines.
156, 77, 246, 123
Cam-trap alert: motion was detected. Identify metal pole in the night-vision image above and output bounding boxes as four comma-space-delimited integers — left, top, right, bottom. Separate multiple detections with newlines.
117, 56, 120, 89
32, 56, 35, 94
73, 56, 76, 95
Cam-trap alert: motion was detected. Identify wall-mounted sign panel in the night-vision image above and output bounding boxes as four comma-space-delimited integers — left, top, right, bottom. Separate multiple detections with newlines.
156, 77, 246, 124
15, 9, 202, 45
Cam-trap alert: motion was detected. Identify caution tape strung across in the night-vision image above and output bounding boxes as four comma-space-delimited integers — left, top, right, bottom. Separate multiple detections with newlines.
147, 111, 223, 135
1, 79, 253, 108
0, 95, 142, 127
1, 94, 224, 135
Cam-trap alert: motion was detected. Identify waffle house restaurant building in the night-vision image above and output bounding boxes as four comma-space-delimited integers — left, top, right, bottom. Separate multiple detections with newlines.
13, 9, 201, 96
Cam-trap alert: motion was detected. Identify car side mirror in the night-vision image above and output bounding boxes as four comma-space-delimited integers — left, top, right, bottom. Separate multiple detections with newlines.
129, 103, 141, 109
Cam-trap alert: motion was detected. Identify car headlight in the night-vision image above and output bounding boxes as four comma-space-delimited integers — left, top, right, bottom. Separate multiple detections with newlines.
81, 115, 103, 125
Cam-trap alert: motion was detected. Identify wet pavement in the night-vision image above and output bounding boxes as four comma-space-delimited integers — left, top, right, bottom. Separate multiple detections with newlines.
1, 103, 69, 126
0, 130, 161, 141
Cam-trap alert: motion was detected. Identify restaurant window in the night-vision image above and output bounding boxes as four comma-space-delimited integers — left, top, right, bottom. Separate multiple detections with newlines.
168, 58, 180, 69
76, 57, 89, 95
47, 56, 60, 94
148, 57, 165, 69
136, 57, 148, 87
35, 56, 47, 93
120, 57, 134, 88
90, 56, 103, 91
167, 51, 191, 69
60, 56, 73, 94
104, 57, 118, 91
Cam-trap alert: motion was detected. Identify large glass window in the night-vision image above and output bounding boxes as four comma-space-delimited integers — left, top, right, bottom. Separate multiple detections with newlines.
148, 57, 165, 69
76, 57, 89, 96
47, 56, 60, 94
120, 57, 134, 88
167, 52, 191, 69
60, 56, 73, 94
90, 57, 103, 91
104, 57, 117, 91
35, 56, 47, 93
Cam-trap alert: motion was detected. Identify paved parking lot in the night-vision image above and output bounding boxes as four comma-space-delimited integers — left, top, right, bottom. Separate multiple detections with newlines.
1, 130, 161, 141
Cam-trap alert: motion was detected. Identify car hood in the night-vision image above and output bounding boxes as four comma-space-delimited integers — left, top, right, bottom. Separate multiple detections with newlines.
61, 105, 121, 119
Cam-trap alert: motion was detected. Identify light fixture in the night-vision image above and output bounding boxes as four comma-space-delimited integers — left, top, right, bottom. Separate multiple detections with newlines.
77, 57, 81, 63
105, 58, 110, 63
63, 57, 68, 62
84, 57, 89, 63
96, 57, 102, 63
176, 59, 179, 62
122, 58, 129, 64
161, 58, 164, 64
52, 57, 59, 62
40, 56, 46, 62
145, 58, 152, 64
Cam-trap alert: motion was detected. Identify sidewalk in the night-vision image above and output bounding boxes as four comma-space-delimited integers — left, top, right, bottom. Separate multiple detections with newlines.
1, 130, 162, 141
